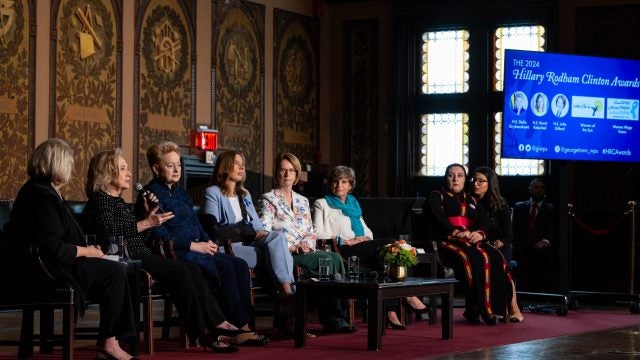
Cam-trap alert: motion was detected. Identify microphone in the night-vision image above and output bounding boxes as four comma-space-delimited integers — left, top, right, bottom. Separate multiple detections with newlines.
134, 183, 163, 212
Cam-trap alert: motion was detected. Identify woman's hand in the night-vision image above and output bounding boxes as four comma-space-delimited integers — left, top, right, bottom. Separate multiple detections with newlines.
77, 245, 104, 258
467, 231, 484, 244
190, 240, 219, 255
255, 230, 268, 240
342, 237, 367, 246
494, 239, 504, 248
295, 243, 311, 254
137, 210, 174, 232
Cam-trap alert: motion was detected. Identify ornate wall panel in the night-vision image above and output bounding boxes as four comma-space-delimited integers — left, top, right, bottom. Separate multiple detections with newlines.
0, 0, 33, 199
52, 0, 121, 200
273, 9, 319, 163
136, 0, 194, 184
344, 20, 378, 197
212, 0, 264, 192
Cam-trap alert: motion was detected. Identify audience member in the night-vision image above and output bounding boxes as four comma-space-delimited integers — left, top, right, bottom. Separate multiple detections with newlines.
470, 166, 524, 322
199, 150, 295, 298
6, 139, 138, 360
424, 163, 510, 325
512, 178, 555, 292
259, 154, 355, 333
83, 149, 259, 351
312, 165, 428, 329
136, 141, 253, 332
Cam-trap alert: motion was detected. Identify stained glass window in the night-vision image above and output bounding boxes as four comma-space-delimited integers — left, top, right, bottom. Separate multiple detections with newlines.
420, 113, 469, 176
421, 30, 470, 94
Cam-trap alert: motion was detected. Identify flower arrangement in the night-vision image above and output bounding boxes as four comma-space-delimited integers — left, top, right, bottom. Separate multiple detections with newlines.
379, 239, 418, 267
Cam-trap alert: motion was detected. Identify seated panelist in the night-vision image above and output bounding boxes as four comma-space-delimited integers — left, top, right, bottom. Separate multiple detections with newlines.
312, 165, 428, 329
7, 139, 137, 360
83, 148, 252, 352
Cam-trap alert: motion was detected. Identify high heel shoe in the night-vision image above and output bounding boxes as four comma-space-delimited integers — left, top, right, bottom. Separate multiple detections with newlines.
94, 350, 141, 360
404, 303, 431, 321
200, 332, 239, 353
219, 332, 271, 346
480, 313, 498, 326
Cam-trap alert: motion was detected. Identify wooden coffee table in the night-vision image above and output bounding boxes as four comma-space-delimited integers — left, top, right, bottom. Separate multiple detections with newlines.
294, 277, 457, 351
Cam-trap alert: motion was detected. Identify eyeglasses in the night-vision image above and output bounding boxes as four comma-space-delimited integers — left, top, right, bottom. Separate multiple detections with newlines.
279, 168, 297, 175
470, 178, 488, 184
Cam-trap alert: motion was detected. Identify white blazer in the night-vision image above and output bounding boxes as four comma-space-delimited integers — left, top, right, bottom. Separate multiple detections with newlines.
312, 198, 373, 240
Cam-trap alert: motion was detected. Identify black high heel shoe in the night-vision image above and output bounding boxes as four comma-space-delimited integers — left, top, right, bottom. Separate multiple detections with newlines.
403, 301, 431, 321
200, 332, 240, 353
480, 313, 498, 326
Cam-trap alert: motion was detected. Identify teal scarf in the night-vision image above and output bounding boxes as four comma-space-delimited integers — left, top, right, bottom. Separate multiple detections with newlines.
325, 194, 365, 237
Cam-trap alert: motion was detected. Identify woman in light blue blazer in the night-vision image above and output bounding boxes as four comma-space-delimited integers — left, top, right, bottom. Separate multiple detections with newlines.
200, 150, 295, 298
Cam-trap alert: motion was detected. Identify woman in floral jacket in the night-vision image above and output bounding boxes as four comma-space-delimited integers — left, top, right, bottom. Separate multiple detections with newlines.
259, 153, 354, 333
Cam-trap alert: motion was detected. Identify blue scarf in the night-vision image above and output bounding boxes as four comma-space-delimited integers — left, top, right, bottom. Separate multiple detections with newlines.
325, 194, 365, 237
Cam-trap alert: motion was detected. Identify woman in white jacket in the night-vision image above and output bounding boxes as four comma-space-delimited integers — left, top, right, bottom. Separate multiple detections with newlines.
313, 165, 429, 329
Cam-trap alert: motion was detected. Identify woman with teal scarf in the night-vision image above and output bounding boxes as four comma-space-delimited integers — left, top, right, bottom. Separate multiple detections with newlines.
313, 165, 429, 330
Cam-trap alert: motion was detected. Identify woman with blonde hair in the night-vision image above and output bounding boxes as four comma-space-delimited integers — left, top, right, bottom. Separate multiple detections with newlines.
259, 153, 355, 333
7, 139, 138, 360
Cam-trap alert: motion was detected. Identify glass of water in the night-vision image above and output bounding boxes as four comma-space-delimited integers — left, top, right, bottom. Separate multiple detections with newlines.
347, 256, 359, 281
318, 258, 332, 281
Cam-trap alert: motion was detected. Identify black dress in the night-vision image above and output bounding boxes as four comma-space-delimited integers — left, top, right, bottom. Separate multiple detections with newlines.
83, 191, 229, 338
425, 189, 511, 321
7, 179, 135, 340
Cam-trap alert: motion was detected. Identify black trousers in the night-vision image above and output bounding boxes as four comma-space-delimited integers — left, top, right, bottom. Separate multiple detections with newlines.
138, 254, 226, 340
73, 258, 135, 340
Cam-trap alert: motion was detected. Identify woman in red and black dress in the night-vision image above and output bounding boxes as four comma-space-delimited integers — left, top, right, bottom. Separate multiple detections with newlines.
424, 163, 511, 325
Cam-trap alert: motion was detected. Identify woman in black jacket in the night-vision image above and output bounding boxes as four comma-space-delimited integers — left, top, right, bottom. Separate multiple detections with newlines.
7, 139, 137, 360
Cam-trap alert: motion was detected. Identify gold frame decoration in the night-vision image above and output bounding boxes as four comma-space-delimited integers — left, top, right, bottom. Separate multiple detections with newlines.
212, 0, 264, 192
135, 0, 194, 184
52, 0, 121, 200
273, 9, 319, 163
0, 0, 34, 199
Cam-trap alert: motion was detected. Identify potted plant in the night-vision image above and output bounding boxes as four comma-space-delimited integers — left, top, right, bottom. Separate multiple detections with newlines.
378, 239, 418, 281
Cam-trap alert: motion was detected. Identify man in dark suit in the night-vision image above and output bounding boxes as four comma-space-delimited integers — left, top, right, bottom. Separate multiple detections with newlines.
512, 178, 555, 292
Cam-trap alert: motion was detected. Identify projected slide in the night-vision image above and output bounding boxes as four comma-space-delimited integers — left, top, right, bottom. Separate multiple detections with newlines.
502, 49, 640, 163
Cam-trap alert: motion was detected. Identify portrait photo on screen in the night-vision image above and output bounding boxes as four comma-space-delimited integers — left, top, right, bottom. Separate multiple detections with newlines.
551, 94, 569, 118
511, 91, 528, 115
531, 92, 548, 116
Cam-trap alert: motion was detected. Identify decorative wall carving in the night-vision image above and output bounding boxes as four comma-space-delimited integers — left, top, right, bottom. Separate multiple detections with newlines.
52, 0, 121, 201
0, 0, 33, 199
273, 9, 319, 163
344, 20, 378, 196
212, 0, 264, 193
136, 0, 194, 184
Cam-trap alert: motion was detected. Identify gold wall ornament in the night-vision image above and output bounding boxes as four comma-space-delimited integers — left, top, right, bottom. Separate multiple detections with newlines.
0, 0, 16, 47
274, 10, 319, 162
212, 1, 264, 192
137, 1, 193, 184
74, 5, 103, 59
54, 0, 119, 200
152, 20, 181, 74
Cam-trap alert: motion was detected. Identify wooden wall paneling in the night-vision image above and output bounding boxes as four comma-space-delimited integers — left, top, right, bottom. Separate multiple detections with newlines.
343, 19, 378, 197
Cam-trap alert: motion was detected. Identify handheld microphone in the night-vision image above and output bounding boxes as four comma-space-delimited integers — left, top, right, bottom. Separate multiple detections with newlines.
134, 183, 163, 212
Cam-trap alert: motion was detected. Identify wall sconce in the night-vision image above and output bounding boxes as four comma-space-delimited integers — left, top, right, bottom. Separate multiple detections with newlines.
193, 127, 218, 164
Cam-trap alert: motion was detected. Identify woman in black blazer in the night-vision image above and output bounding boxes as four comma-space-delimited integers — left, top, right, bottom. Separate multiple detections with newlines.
7, 139, 137, 360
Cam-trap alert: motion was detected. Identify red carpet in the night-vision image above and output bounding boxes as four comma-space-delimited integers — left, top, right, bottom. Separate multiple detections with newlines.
2, 308, 639, 359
